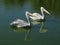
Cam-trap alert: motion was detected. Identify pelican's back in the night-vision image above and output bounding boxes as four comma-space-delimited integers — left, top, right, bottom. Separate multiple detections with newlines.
10, 19, 30, 28
29, 13, 42, 20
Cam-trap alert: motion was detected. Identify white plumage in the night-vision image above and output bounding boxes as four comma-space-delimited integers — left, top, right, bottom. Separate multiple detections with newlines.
10, 12, 30, 28
10, 7, 50, 28
26, 7, 50, 21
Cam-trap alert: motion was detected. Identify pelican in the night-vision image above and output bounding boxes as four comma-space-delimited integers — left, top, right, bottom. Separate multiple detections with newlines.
26, 7, 50, 21
10, 12, 30, 28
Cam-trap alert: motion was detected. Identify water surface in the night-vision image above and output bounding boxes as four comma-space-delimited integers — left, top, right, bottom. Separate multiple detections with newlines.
0, 0, 60, 45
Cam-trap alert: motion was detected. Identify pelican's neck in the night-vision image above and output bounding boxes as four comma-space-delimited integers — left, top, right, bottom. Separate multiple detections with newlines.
25, 12, 30, 25
41, 8, 44, 19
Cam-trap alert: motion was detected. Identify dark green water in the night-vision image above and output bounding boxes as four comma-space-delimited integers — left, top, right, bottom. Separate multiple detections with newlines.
0, 0, 60, 45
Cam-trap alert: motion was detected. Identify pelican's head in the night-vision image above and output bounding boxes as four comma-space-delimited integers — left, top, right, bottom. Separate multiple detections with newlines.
41, 7, 50, 15
26, 11, 30, 15
25, 11, 32, 16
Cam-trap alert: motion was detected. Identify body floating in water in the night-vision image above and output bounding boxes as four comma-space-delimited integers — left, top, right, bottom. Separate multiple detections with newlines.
10, 7, 50, 28
26, 7, 50, 21
10, 12, 30, 28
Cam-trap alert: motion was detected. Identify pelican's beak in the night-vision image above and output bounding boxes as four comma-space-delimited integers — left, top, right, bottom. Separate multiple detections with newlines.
43, 8, 50, 15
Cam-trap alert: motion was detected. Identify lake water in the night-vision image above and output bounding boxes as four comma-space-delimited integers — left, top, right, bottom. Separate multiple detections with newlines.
0, 0, 60, 45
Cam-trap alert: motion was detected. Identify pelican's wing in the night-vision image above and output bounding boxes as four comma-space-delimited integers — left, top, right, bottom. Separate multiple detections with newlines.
33, 13, 42, 17
29, 13, 42, 20
16, 19, 30, 27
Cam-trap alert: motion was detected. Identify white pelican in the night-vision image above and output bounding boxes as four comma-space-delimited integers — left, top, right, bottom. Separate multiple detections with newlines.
10, 13, 30, 28
26, 7, 50, 21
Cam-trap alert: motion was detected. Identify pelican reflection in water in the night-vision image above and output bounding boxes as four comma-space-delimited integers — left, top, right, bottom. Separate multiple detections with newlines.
10, 26, 31, 41
39, 22, 48, 33
26, 7, 50, 21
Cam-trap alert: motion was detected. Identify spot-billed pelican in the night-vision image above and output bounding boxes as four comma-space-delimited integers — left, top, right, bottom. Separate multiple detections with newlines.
26, 7, 50, 21
10, 13, 30, 28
